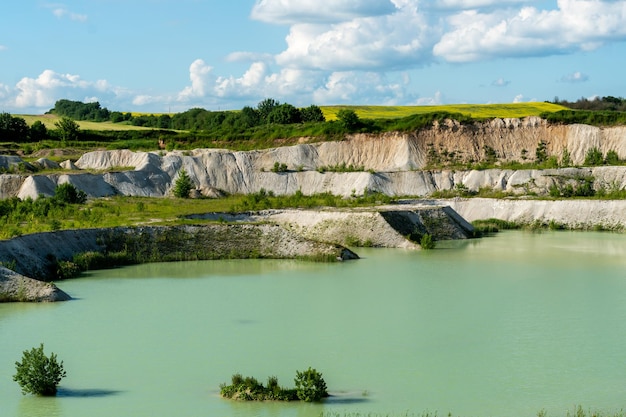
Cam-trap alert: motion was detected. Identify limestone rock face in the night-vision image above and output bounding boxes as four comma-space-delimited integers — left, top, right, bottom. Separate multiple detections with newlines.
1, 118, 626, 200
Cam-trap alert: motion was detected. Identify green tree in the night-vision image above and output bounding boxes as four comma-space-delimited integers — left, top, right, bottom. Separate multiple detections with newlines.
173, 168, 193, 198
257, 98, 280, 123
54, 117, 80, 143
0, 112, 30, 142
560, 147, 572, 167
54, 183, 87, 204
535, 140, 547, 164
300, 105, 325, 122
294, 367, 328, 402
337, 109, 360, 131
267, 103, 302, 124
13, 344, 67, 396
30, 120, 48, 141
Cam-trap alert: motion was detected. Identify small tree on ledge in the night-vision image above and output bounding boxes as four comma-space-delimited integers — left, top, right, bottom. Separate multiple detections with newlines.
173, 168, 193, 198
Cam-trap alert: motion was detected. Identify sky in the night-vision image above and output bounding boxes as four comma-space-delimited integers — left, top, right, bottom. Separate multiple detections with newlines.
1, 0, 626, 114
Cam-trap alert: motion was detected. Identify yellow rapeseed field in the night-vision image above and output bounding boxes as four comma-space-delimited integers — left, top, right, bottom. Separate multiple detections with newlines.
320, 102, 568, 120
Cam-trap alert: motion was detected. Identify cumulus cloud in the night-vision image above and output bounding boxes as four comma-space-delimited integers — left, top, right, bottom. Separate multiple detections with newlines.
312, 71, 417, 105
433, 0, 626, 62
0, 69, 124, 112
560, 71, 589, 83
251, 0, 396, 24
275, 4, 436, 71
177, 59, 214, 101
13, 70, 107, 108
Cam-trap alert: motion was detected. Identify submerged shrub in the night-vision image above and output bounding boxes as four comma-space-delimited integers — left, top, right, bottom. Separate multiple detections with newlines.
13, 344, 66, 396
294, 367, 328, 402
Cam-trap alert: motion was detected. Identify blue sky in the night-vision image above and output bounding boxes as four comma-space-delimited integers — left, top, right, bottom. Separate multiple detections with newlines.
1, 0, 626, 114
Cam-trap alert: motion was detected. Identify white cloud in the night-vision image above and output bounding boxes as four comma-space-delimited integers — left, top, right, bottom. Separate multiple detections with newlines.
177, 59, 214, 101
415, 91, 443, 105
492, 77, 510, 87
251, 0, 396, 24
51, 6, 88, 22
560, 71, 589, 83
513, 94, 525, 103
275, 4, 436, 71
434, 0, 626, 62
0, 45, 7, 51
424, 0, 530, 11
14, 70, 97, 108
0, 69, 118, 112
312, 71, 415, 105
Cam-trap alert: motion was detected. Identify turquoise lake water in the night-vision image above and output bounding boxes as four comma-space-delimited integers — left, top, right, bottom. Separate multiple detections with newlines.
1, 231, 626, 417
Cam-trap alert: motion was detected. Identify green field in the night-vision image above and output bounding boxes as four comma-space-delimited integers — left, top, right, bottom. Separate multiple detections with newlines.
320, 102, 568, 120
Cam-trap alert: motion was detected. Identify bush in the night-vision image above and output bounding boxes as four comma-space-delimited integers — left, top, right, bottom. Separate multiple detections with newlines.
294, 367, 328, 402
584, 147, 604, 166
420, 233, 436, 250
54, 183, 87, 204
13, 344, 66, 396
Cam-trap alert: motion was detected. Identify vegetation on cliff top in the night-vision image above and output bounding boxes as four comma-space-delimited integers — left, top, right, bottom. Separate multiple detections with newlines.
3, 100, 572, 154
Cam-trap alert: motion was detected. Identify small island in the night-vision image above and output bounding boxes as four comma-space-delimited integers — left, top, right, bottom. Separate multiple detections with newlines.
220, 368, 328, 402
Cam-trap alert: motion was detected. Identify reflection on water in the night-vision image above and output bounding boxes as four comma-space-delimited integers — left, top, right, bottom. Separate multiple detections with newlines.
18, 396, 62, 417
1, 231, 626, 417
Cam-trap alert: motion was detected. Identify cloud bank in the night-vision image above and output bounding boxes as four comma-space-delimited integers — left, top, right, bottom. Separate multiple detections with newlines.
2, 0, 626, 112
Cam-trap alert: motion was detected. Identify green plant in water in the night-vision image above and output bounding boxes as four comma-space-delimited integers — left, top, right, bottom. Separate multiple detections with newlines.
420, 233, 435, 249
294, 367, 328, 402
13, 344, 66, 396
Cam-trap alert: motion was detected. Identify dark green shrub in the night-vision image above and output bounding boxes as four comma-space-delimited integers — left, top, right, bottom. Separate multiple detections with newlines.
606, 150, 620, 165
584, 147, 604, 166
272, 162, 288, 173
54, 183, 87, 204
294, 367, 328, 402
13, 344, 66, 396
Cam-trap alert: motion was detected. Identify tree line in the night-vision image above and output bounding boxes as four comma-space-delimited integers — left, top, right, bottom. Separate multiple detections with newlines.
48, 98, 326, 131
551, 95, 626, 111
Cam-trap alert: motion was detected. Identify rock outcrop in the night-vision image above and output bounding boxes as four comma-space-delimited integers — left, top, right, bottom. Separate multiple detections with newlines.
0, 267, 70, 302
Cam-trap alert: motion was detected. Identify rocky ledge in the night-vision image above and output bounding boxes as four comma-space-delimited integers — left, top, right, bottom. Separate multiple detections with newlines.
0, 204, 474, 302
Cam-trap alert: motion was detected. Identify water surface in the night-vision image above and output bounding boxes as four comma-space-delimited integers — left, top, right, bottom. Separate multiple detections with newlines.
1, 231, 626, 417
